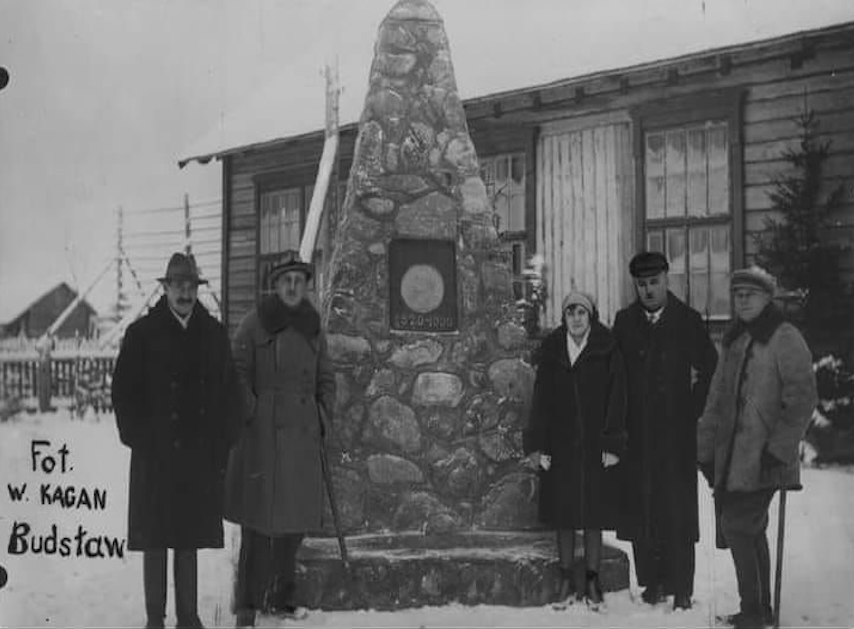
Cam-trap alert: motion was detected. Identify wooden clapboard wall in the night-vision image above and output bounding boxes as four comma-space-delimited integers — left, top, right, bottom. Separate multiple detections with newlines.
537, 118, 635, 327
222, 129, 357, 334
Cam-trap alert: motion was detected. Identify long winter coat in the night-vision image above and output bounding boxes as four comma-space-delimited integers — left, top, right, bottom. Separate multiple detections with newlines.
697, 305, 817, 493
612, 293, 718, 544
223, 298, 336, 536
112, 296, 240, 550
523, 321, 628, 530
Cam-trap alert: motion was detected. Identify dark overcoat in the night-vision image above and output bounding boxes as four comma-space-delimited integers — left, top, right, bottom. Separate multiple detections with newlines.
111, 296, 240, 550
612, 292, 718, 544
223, 300, 336, 536
698, 306, 817, 493
523, 321, 628, 530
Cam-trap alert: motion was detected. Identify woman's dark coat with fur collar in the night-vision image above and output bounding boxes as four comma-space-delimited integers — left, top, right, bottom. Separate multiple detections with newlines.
524, 321, 628, 530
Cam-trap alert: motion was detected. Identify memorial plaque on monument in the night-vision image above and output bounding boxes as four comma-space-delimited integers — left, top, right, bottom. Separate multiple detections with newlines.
389, 238, 458, 332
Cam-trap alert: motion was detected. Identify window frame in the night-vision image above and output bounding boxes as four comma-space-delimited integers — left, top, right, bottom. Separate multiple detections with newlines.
480, 150, 530, 300
631, 87, 745, 319
254, 169, 311, 299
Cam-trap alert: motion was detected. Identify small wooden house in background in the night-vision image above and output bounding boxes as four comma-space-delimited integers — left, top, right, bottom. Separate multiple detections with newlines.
0, 282, 98, 340
181, 20, 854, 337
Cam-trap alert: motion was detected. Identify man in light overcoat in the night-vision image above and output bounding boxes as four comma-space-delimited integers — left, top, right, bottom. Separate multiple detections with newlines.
697, 267, 817, 629
224, 251, 336, 627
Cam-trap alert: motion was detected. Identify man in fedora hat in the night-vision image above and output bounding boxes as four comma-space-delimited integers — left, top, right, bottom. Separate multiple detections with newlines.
612, 251, 718, 610
112, 252, 241, 628
224, 250, 335, 627
697, 267, 816, 629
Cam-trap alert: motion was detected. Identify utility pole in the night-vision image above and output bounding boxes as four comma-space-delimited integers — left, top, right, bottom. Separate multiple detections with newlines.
299, 57, 340, 284
184, 193, 192, 255
116, 206, 124, 321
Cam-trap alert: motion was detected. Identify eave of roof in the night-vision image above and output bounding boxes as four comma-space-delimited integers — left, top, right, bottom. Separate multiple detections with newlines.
178, 18, 854, 168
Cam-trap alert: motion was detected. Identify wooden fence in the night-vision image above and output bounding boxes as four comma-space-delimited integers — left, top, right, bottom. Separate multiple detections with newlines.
0, 350, 116, 414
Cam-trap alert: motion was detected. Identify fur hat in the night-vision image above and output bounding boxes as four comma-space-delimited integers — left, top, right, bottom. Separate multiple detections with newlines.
561, 291, 595, 315
269, 250, 314, 284
730, 266, 777, 295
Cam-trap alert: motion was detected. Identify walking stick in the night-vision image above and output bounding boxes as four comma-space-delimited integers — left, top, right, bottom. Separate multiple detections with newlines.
773, 490, 787, 629
318, 412, 350, 571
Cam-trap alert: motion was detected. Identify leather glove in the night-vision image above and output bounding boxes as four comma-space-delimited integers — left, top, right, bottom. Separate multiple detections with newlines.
698, 461, 714, 488
761, 447, 785, 469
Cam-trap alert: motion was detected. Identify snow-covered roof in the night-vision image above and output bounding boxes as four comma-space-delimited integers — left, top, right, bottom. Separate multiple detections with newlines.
0, 282, 95, 328
178, 1, 854, 167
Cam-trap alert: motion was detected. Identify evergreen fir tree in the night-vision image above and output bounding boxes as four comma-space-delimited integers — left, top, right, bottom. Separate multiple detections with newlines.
753, 108, 849, 333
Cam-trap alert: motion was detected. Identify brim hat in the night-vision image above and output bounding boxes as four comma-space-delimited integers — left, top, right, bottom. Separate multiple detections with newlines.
730, 266, 776, 295
629, 251, 669, 278
561, 291, 595, 315
269, 250, 314, 285
158, 252, 208, 285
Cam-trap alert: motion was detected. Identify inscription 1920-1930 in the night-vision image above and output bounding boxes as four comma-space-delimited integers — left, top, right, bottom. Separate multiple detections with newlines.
389, 239, 458, 333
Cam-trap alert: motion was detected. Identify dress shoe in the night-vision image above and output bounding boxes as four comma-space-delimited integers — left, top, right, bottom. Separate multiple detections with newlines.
551, 567, 575, 609
722, 609, 773, 628
584, 570, 604, 610
273, 604, 309, 620
176, 615, 205, 628
641, 584, 665, 605
673, 593, 692, 610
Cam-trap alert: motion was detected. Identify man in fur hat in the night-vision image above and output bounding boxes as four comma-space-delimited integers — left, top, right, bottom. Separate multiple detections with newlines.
112, 252, 241, 628
697, 267, 816, 629
224, 251, 336, 627
612, 251, 718, 610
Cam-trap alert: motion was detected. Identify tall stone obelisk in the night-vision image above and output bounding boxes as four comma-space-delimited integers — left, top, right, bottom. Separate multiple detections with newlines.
322, 0, 536, 534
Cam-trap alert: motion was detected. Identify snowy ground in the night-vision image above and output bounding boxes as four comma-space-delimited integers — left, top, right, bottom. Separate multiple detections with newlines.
0, 411, 852, 628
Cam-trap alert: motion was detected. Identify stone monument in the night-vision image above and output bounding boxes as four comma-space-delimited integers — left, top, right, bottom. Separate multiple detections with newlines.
321, 0, 536, 535
299, 0, 629, 609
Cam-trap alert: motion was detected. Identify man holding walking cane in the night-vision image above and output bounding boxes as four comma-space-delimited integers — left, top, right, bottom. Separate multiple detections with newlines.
224, 251, 336, 627
697, 267, 816, 629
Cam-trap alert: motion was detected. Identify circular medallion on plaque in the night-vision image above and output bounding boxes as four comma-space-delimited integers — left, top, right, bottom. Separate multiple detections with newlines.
389, 238, 458, 332
400, 264, 444, 313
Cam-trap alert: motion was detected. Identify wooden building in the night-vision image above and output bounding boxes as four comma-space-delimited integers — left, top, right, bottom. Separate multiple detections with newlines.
0, 282, 98, 340
182, 21, 854, 334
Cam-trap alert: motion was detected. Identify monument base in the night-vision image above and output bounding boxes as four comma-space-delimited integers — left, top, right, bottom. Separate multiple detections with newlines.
295, 531, 630, 610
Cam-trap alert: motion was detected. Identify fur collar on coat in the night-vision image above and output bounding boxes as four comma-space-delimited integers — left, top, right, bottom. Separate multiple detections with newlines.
722, 302, 785, 348
538, 320, 616, 367
258, 295, 320, 339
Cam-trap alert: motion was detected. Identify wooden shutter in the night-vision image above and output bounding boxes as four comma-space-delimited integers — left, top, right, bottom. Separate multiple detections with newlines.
537, 119, 635, 327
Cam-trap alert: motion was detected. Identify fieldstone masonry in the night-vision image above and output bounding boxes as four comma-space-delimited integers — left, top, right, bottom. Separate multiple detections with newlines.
321, 0, 537, 535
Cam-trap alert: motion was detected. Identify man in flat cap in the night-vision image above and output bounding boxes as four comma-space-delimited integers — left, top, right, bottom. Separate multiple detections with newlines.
224, 251, 335, 627
697, 267, 816, 629
112, 253, 241, 628
612, 251, 718, 610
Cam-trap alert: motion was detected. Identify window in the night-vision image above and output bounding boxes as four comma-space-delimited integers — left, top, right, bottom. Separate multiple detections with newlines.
480, 153, 526, 234
635, 90, 743, 319
260, 187, 303, 256
256, 176, 345, 299
480, 152, 527, 298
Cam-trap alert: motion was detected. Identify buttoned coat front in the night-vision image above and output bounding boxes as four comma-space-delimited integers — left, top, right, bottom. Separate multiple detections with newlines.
612, 293, 718, 544
223, 307, 336, 536
697, 318, 817, 492
524, 321, 628, 530
111, 296, 240, 550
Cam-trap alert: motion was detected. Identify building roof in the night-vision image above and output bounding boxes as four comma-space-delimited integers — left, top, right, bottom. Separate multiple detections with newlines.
177, 1, 854, 167
1, 282, 97, 327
